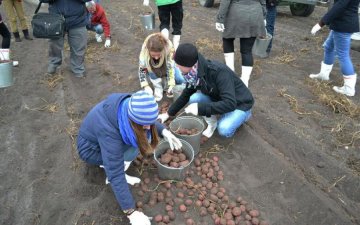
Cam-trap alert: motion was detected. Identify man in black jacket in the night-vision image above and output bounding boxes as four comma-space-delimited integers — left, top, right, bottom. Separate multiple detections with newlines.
47, 0, 91, 77
158, 43, 254, 138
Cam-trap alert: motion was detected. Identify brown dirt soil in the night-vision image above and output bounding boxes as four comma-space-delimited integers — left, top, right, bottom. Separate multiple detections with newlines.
1, 1, 359, 225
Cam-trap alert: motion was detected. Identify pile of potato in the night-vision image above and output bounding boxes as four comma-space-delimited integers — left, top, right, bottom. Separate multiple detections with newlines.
174, 127, 199, 136
133, 152, 269, 225
158, 148, 190, 168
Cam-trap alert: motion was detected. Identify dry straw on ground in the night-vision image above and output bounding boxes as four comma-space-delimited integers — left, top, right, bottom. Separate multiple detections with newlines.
195, 38, 223, 56
306, 79, 360, 118
41, 74, 64, 89
277, 88, 312, 115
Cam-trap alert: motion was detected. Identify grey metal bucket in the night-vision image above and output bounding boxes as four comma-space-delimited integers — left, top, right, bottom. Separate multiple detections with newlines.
139, 6, 155, 31
172, 83, 186, 102
252, 33, 273, 58
169, 116, 205, 156
0, 62, 14, 88
154, 139, 194, 181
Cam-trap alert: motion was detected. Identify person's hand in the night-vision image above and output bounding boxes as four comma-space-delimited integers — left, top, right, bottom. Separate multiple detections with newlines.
127, 211, 151, 225
311, 23, 322, 35
215, 23, 225, 32
158, 112, 169, 123
166, 85, 174, 98
143, 0, 149, 6
143, 86, 153, 95
184, 103, 198, 116
162, 129, 182, 150
104, 39, 111, 48
125, 174, 141, 185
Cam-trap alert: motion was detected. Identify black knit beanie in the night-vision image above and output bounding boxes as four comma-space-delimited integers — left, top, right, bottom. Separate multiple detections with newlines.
174, 43, 198, 67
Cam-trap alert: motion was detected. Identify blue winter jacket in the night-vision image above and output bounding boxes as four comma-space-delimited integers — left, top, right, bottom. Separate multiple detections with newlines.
321, 0, 360, 33
49, 0, 90, 30
78, 93, 165, 210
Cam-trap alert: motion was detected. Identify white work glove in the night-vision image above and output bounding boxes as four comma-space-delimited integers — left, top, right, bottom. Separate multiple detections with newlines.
311, 23, 322, 35
158, 112, 169, 123
143, 86, 153, 95
184, 103, 198, 116
143, 0, 149, 6
162, 129, 182, 150
264, 19, 267, 27
128, 211, 151, 225
215, 23, 225, 32
125, 174, 141, 185
104, 39, 111, 48
166, 85, 174, 98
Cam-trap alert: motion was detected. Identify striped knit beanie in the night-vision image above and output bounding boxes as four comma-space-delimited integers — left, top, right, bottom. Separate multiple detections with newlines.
128, 91, 159, 126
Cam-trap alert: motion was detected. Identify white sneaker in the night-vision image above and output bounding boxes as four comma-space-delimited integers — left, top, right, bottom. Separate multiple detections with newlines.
12, 61, 19, 67
95, 34, 103, 43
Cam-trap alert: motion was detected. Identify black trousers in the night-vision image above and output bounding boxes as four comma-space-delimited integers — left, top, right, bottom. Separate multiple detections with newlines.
158, 0, 183, 35
0, 22, 11, 49
223, 37, 256, 67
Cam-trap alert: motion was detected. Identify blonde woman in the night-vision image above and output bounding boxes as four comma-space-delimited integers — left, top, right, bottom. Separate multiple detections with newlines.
138, 33, 185, 101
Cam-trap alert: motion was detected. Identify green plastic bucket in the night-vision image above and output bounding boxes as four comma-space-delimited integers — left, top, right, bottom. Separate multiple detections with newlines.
0, 61, 14, 88
169, 116, 205, 156
154, 139, 194, 181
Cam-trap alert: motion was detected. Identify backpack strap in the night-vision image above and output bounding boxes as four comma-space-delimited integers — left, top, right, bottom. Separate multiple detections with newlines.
34, 1, 42, 14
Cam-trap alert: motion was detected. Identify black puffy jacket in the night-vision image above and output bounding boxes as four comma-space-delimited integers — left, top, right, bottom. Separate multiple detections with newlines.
168, 54, 254, 117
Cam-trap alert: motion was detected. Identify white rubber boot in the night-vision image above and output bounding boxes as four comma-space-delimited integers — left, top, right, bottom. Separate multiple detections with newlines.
95, 33, 103, 43
309, 61, 333, 81
172, 35, 181, 50
333, 74, 357, 97
150, 78, 163, 101
224, 52, 235, 71
241, 66, 253, 87
202, 115, 218, 138
161, 28, 169, 39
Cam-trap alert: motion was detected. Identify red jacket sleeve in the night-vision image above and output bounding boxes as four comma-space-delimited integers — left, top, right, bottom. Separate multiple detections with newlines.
93, 4, 111, 38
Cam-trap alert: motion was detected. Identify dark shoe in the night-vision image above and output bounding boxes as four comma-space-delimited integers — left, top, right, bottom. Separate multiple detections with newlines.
22, 29, 33, 40
13, 32, 22, 42
74, 72, 85, 78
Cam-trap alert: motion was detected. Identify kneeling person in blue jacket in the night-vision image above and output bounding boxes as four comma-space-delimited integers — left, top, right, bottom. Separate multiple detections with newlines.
77, 91, 181, 225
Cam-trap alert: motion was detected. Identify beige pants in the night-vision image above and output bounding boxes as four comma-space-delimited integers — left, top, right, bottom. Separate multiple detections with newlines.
3, 0, 28, 32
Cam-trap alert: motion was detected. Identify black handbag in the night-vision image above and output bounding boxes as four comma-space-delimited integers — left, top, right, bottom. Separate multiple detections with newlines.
31, 0, 65, 39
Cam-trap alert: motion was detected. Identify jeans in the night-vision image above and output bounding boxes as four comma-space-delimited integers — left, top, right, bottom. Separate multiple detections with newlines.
86, 23, 104, 35
0, 22, 11, 48
148, 66, 185, 84
48, 26, 87, 74
77, 135, 139, 166
266, 5, 277, 53
188, 93, 252, 138
323, 30, 355, 75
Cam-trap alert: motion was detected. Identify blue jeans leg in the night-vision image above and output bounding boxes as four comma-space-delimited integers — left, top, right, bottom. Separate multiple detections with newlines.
188, 92, 212, 104
333, 31, 354, 75
217, 110, 252, 138
174, 67, 185, 84
323, 31, 336, 65
266, 5, 277, 53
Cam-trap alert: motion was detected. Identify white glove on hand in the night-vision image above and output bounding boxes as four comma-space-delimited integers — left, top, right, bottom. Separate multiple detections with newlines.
162, 129, 182, 150
311, 23, 322, 35
125, 174, 141, 185
184, 103, 198, 116
167, 85, 174, 98
128, 211, 151, 225
143, 0, 149, 6
144, 86, 153, 95
104, 39, 111, 48
264, 19, 267, 27
215, 23, 225, 32
158, 112, 169, 123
